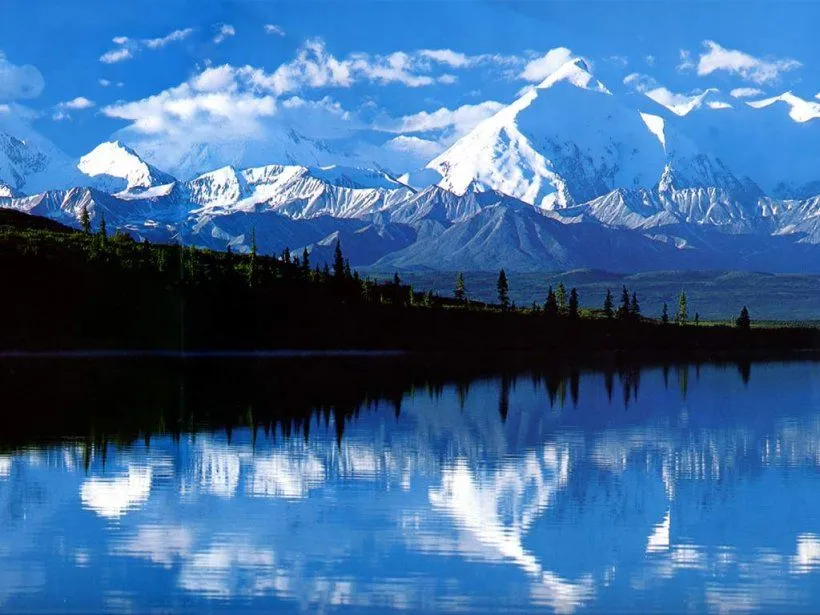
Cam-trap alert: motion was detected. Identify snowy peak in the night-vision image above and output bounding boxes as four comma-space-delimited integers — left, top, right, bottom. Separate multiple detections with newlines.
428, 58, 664, 209
306, 165, 409, 190
536, 58, 611, 95
747, 92, 820, 123
78, 141, 176, 193
187, 165, 249, 208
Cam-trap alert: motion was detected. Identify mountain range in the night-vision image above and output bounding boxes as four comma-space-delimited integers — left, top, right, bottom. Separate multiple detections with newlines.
1, 58, 819, 273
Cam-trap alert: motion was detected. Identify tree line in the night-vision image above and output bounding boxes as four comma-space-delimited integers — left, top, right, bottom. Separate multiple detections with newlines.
452, 269, 752, 329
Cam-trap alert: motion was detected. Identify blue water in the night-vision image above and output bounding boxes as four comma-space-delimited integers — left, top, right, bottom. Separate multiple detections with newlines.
2, 360, 820, 613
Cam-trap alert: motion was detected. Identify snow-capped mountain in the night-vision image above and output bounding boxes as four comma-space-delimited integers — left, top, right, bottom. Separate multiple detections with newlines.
1, 57, 819, 273
428, 59, 668, 209
77, 141, 176, 194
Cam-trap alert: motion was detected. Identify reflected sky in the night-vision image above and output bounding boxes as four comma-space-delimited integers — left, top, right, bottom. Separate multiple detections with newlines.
1, 361, 820, 613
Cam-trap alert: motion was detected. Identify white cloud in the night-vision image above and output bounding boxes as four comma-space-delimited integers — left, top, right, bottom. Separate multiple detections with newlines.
385, 101, 504, 138
213, 24, 235, 45
730, 87, 765, 99
419, 49, 470, 68
100, 48, 133, 64
645, 55, 656, 66
607, 55, 628, 68
677, 50, 695, 72
52, 96, 95, 121
519, 47, 576, 82
99, 79, 111, 87
0, 51, 44, 100
100, 28, 193, 63
696, 40, 801, 84
145, 28, 194, 50
61, 96, 95, 110
264, 24, 286, 37
384, 135, 442, 159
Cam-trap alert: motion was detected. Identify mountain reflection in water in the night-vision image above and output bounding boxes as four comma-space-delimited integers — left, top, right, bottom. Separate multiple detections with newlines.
0, 357, 819, 613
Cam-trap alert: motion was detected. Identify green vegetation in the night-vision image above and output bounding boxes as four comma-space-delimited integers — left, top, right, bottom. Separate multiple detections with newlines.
1, 210, 818, 357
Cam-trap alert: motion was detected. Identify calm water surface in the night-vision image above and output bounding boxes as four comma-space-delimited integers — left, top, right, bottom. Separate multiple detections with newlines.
2, 359, 820, 613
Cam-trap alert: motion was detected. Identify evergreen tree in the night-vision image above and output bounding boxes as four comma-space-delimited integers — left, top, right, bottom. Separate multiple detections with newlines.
424, 290, 434, 308
393, 272, 401, 286
282, 247, 291, 264
333, 240, 345, 280
603, 289, 614, 319
617, 286, 630, 320
80, 204, 91, 234
555, 282, 568, 315
736, 306, 751, 330
661, 302, 669, 325
568, 288, 579, 320
496, 269, 510, 310
694, 312, 700, 326
676, 291, 688, 325
343, 258, 351, 279
630, 292, 641, 319
98, 212, 107, 242
454, 272, 467, 303
248, 227, 258, 287
544, 286, 558, 318
301, 248, 310, 277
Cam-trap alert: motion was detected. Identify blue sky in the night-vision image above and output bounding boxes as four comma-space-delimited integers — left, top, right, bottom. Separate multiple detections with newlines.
1, 0, 818, 176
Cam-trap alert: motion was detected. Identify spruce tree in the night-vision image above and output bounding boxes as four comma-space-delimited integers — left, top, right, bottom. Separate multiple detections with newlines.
333, 239, 345, 280
694, 312, 700, 326
617, 286, 630, 320
301, 248, 311, 277
603, 289, 614, 319
496, 269, 510, 310
393, 272, 401, 286
343, 258, 351, 279
661, 302, 669, 325
568, 288, 579, 320
544, 286, 558, 318
630, 292, 641, 319
454, 272, 467, 303
736, 306, 751, 330
676, 291, 688, 325
555, 282, 568, 315
80, 204, 91, 234
248, 227, 258, 288
98, 212, 107, 242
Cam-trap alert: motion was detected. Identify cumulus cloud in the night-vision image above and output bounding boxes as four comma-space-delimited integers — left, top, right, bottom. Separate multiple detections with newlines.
99, 28, 193, 63
0, 51, 45, 100
213, 24, 235, 45
730, 87, 765, 99
264, 24, 286, 37
99, 40, 527, 176
696, 40, 801, 84
519, 47, 576, 82
52, 96, 96, 121
383, 101, 504, 138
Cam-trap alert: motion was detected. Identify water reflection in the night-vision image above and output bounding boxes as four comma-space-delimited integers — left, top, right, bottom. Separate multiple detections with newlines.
0, 358, 819, 612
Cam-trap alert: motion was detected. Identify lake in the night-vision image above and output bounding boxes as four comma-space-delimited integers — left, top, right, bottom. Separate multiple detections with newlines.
1, 356, 820, 613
